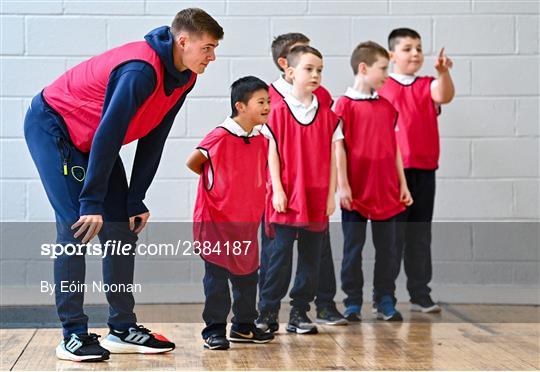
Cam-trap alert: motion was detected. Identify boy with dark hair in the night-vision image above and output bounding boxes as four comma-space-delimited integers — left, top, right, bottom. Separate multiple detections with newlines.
258, 45, 343, 335
25, 7, 222, 361
187, 76, 274, 350
257, 33, 346, 333
336, 41, 413, 322
378, 27, 455, 313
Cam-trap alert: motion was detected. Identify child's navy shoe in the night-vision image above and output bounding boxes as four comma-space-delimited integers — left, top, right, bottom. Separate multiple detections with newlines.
255, 311, 279, 333
411, 296, 441, 313
229, 326, 274, 343
286, 307, 318, 334
316, 305, 348, 325
204, 335, 230, 350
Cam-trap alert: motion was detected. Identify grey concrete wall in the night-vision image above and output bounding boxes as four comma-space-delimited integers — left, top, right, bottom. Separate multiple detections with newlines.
1, 0, 538, 305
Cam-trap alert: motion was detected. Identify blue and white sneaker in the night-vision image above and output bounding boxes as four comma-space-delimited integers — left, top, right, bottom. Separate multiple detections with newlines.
101, 325, 175, 354
376, 295, 403, 321
343, 305, 361, 322
56, 333, 110, 362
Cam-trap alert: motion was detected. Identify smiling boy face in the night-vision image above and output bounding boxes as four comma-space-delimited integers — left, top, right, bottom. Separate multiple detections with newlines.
390, 36, 424, 75
239, 89, 271, 126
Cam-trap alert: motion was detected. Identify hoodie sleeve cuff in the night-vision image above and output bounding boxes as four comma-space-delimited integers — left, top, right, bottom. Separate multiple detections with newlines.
79, 201, 104, 217
127, 200, 149, 218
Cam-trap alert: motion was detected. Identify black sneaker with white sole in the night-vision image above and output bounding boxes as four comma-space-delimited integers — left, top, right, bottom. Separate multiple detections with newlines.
56, 333, 110, 362
286, 308, 318, 334
316, 306, 348, 325
101, 325, 175, 354
204, 335, 230, 350
229, 326, 274, 343
255, 311, 279, 333
411, 296, 442, 313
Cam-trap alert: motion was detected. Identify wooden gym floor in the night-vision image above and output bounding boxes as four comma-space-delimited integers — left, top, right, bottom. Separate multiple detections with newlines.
1, 303, 539, 371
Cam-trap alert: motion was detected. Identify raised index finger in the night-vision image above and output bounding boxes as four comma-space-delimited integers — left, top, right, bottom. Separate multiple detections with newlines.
438, 47, 445, 59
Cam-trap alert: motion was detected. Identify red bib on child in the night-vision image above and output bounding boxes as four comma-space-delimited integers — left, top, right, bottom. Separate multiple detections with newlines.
265, 100, 339, 237
193, 126, 268, 275
335, 95, 405, 220
378, 76, 439, 170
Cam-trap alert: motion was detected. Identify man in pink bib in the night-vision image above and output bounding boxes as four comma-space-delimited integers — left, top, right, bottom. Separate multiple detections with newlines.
24, 8, 223, 362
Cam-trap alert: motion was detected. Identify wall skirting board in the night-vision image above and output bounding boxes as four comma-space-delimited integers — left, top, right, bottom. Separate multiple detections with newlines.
2, 284, 538, 306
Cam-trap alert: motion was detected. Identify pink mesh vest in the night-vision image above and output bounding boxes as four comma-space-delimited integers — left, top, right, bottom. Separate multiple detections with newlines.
44, 41, 196, 152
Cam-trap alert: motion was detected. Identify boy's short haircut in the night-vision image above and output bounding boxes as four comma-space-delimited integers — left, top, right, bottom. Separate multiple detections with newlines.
230, 76, 268, 117
350, 41, 390, 75
388, 27, 421, 51
271, 33, 310, 71
286, 45, 323, 68
171, 8, 224, 40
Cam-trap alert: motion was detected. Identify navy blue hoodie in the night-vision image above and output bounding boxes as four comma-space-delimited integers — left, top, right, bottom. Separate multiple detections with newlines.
76, 26, 195, 217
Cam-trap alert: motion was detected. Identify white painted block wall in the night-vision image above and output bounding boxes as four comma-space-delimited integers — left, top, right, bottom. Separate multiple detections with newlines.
1, 0, 538, 304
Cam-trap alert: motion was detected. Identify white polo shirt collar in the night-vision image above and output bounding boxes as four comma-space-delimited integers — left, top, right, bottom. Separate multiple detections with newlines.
390, 72, 417, 85
219, 116, 261, 137
272, 75, 292, 98
284, 93, 319, 125
344, 87, 379, 100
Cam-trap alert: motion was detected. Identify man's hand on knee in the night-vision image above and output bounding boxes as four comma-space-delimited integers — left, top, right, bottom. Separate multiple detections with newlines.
130, 211, 150, 235
72, 215, 104, 243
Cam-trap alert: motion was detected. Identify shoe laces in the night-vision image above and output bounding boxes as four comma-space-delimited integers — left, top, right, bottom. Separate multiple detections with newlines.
77, 333, 101, 345
132, 325, 152, 334
325, 305, 342, 317
291, 308, 311, 323
252, 327, 266, 336
418, 296, 435, 306
261, 312, 277, 323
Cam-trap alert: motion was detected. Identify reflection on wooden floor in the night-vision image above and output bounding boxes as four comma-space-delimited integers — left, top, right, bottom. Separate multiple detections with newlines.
1, 304, 539, 371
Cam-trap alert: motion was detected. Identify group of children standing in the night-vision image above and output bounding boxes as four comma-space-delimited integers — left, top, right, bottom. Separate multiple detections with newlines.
187, 27, 455, 350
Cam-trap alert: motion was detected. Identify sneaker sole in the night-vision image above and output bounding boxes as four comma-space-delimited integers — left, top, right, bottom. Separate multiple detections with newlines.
229, 336, 273, 344
376, 312, 403, 321
55, 345, 109, 362
315, 318, 348, 326
286, 324, 318, 334
411, 303, 442, 313
203, 342, 230, 350
101, 338, 173, 354
344, 314, 361, 322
